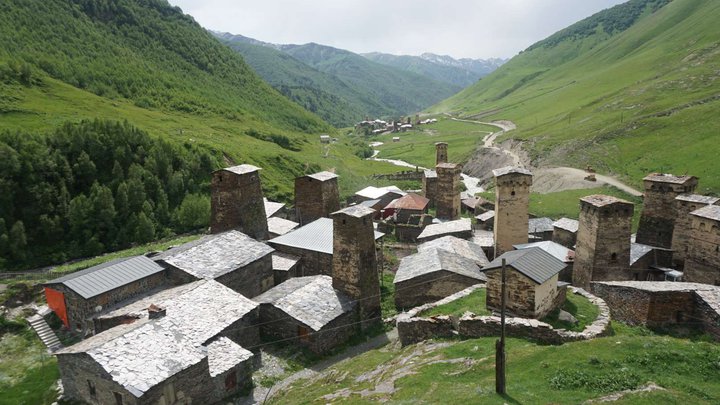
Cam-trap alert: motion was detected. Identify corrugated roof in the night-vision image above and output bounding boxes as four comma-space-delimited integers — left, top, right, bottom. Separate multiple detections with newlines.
46, 255, 165, 299
492, 166, 532, 177
268, 217, 299, 236
418, 236, 489, 266
529, 217, 554, 233
690, 205, 720, 221
269, 217, 382, 254
514, 241, 574, 263
385, 193, 429, 210
394, 248, 485, 284
553, 217, 579, 233
483, 247, 566, 284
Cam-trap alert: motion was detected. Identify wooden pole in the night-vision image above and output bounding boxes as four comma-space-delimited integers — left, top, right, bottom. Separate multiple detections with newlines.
495, 258, 507, 395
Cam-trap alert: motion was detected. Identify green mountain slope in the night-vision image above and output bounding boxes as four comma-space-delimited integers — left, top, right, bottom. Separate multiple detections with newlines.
362, 52, 493, 88
433, 0, 720, 192
213, 32, 385, 126
282, 43, 462, 117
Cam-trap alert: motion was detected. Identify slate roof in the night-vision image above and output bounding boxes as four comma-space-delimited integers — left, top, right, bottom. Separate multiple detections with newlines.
418, 236, 490, 266
334, 205, 376, 218
272, 252, 300, 272
355, 185, 406, 200
513, 241, 574, 263
207, 337, 253, 377
553, 217, 579, 233
476, 210, 495, 222
59, 280, 257, 396
580, 194, 632, 207
220, 164, 261, 175
394, 248, 485, 284
423, 169, 437, 179
676, 194, 720, 204
593, 281, 720, 293
436, 162, 460, 170
492, 166, 532, 177
417, 218, 472, 241
529, 217, 554, 233
306, 171, 338, 182
385, 193, 429, 210
483, 247, 566, 284
268, 217, 299, 236
269, 218, 383, 254
690, 205, 720, 221
45, 255, 165, 300
643, 173, 696, 184
630, 243, 655, 266
471, 230, 495, 248
159, 231, 273, 280
255, 275, 355, 331
264, 198, 285, 218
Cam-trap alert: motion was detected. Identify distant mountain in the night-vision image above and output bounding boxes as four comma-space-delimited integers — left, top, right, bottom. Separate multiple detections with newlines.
213, 33, 462, 124
362, 52, 506, 88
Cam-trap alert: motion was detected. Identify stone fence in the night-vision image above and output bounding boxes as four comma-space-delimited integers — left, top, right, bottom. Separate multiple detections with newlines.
372, 170, 424, 181
397, 285, 610, 346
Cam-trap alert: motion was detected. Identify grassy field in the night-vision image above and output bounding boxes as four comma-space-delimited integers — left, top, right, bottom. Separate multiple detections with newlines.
371, 117, 499, 169
0, 327, 59, 405
541, 292, 600, 332
421, 288, 491, 318
268, 323, 720, 404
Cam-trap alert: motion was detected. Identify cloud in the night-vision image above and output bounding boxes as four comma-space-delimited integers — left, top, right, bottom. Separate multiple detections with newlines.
169, 0, 628, 59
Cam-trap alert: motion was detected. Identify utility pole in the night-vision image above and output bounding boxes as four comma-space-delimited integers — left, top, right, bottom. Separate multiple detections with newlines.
495, 258, 507, 395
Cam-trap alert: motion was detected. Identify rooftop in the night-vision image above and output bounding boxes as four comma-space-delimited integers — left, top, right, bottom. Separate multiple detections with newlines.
471, 230, 495, 248
529, 217, 554, 233
690, 205, 720, 221
159, 231, 274, 280
272, 252, 300, 271
255, 275, 355, 331
476, 210, 495, 222
513, 241, 574, 263
593, 281, 720, 293
264, 198, 285, 218
269, 218, 383, 255
385, 193, 429, 211
394, 248, 485, 284
580, 194, 632, 208
219, 164, 261, 175
643, 173, 696, 184
423, 170, 438, 179
45, 255, 165, 300
436, 162, 460, 170
676, 194, 720, 204
417, 218, 472, 241
492, 166, 532, 177
630, 243, 654, 266
268, 217, 299, 236
553, 217, 579, 233
306, 171, 338, 182
207, 337, 253, 377
483, 247, 567, 284
358, 198, 381, 208
418, 236, 489, 266
333, 204, 377, 218
355, 185, 406, 200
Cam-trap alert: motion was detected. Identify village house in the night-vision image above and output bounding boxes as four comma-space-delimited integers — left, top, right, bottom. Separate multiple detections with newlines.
552, 217, 579, 249
271, 252, 300, 285
514, 240, 574, 283
418, 235, 490, 267
383, 193, 429, 223
483, 247, 567, 319
394, 248, 485, 309
684, 205, 720, 285
475, 210, 495, 231
210, 164, 268, 240
56, 280, 259, 405
636, 173, 698, 249
528, 217, 554, 242
417, 218, 473, 242
156, 230, 274, 298
44, 255, 166, 336
294, 171, 340, 225
493, 166, 533, 256
671, 194, 720, 268
350, 185, 406, 208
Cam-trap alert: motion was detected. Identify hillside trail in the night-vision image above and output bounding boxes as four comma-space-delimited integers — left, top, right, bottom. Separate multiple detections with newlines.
446, 114, 642, 196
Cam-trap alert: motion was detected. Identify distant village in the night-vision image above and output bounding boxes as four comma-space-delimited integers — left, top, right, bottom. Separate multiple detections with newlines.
355, 115, 438, 135
24, 140, 720, 404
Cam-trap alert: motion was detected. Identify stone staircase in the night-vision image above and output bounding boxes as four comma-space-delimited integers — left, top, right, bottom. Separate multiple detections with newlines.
27, 311, 63, 352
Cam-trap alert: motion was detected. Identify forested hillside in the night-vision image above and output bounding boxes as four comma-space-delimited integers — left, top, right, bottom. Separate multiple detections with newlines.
432, 0, 720, 192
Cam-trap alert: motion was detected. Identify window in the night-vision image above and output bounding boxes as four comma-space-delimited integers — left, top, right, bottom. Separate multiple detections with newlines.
225, 370, 238, 391
298, 325, 310, 343
87, 380, 96, 397
113, 391, 123, 405
510, 191, 516, 196
610, 253, 618, 262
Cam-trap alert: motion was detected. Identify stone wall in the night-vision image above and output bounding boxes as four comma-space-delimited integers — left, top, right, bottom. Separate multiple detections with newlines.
294, 176, 340, 225
215, 256, 274, 298
395, 223, 424, 242
269, 244, 333, 277
435, 142, 448, 165
485, 268, 536, 318
493, 172, 532, 256
423, 175, 438, 209
372, 170, 423, 181
695, 290, 720, 341
210, 168, 268, 239
396, 286, 610, 346
636, 176, 697, 249
395, 271, 485, 310
436, 163, 461, 220
671, 198, 711, 267
684, 215, 720, 285
552, 228, 576, 249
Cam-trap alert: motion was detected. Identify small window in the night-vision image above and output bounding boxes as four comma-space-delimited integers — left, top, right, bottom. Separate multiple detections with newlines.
633, 273, 639, 281
363, 218, 367, 225
298, 325, 310, 343
510, 191, 516, 196
113, 391, 124, 405
225, 370, 237, 391
610, 253, 618, 262
87, 380, 96, 397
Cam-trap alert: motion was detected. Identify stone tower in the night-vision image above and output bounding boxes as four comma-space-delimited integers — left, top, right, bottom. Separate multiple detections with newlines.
435, 163, 461, 220
573, 195, 634, 289
671, 194, 720, 268
331, 205, 380, 328
294, 171, 340, 225
210, 164, 268, 240
435, 142, 448, 165
493, 166, 532, 257
636, 173, 697, 248
684, 205, 720, 284
422, 169, 438, 208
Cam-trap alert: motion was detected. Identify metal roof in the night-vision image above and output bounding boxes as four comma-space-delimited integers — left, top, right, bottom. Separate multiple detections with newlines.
385, 193, 429, 210
46, 255, 165, 299
553, 217, 579, 233
394, 248, 485, 284
483, 247, 566, 284
269, 217, 383, 255
514, 241, 574, 263
359, 198, 382, 208
529, 217, 555, 233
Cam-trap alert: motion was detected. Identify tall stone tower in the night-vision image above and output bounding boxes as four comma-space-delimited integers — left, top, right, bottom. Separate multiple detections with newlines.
294, 171, 340, 225
493, 166, 532, 256
422, 169, 438, 208
636, 173, 697, 248
671, 194, 720, 268
331, 205, 380, 328
573, 195, 634, 289
210, 164, 268, 240
436, 163, 461, 220
435, 142, 448, 165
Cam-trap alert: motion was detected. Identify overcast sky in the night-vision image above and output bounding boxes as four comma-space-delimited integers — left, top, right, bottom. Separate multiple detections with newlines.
169, 0, 627, 59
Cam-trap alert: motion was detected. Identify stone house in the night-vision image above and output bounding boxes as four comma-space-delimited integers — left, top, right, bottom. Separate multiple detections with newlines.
271, 252, 300, 285
255, 275, 356, 354
684, 205, 720, 285
44, 255, 166, 335
493, 166, 533, 256
350, 185, 405, 208
394, 248, 486, 309
418, 235, 490, 267
435, 163, 462, 220
417, 218, 473, 242
294, 171, 340, 225
210, 164, 268, 240
513, 240, 574, 283
636, 173, 698, 249
384, 193, 429, 223
157, 230, 274, 298
671, 194, 720, 268
422, 169, 438, 208
267, 217, 299, 238
475, 210, 495, 230
528, 217, 554, 242
483, 247, 567, 319
57, 280, 259, 405
552, 217, 579, 248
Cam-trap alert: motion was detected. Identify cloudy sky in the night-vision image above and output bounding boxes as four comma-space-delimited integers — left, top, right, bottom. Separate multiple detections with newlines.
169, 0, 627, 59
